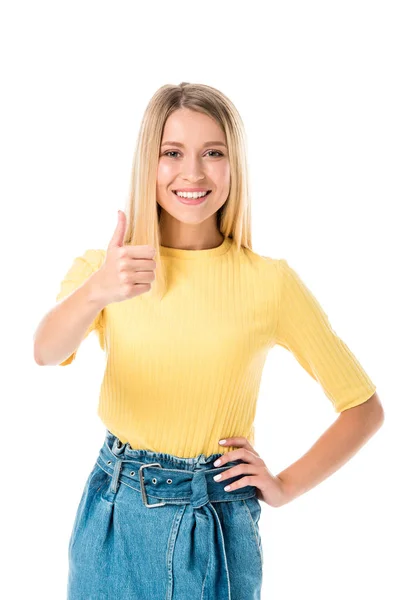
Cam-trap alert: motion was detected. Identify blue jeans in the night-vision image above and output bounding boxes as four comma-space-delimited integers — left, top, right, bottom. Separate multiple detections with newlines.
67, 429, 264, 599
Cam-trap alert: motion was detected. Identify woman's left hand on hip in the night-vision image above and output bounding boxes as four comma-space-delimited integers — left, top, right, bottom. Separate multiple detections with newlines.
213, 436, 291, 508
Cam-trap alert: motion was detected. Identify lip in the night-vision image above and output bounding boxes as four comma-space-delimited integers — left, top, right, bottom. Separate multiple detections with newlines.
173, 188, 211, 192
172, 190, 211, 205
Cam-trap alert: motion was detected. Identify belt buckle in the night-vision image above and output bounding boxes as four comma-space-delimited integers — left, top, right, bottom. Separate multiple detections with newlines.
138, 463, 167, 508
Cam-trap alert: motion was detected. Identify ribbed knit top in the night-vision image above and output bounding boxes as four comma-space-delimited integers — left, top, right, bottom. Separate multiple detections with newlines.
55, 236, 376, 458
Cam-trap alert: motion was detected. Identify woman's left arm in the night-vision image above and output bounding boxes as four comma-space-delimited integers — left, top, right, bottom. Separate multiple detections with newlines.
277, 391, 384, 504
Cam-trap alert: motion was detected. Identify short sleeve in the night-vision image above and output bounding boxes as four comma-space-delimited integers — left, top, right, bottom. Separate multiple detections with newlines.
273, 258, 377, 413
55, 249, 106, 366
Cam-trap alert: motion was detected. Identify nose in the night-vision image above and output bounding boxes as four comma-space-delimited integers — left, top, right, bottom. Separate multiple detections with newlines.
180, 155, 206, 182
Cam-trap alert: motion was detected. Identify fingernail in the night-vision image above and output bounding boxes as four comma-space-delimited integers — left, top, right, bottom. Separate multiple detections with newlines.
214, 459, 221, 466
219, 439, 226, 444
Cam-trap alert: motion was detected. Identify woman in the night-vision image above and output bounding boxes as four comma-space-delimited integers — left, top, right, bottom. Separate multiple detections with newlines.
34, 82, 384, 599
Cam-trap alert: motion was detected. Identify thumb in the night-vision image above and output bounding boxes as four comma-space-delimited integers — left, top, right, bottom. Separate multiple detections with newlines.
108, 210, 127, 249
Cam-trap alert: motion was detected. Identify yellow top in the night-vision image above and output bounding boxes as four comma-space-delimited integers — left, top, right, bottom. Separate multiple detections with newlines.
56, 237, 376, 458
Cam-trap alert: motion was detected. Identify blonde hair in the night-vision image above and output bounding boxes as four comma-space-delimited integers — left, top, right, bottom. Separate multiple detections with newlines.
123, 81, 252, 299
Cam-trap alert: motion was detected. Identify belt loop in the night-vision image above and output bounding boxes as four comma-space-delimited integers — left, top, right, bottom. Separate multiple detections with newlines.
111, 458, 123, 493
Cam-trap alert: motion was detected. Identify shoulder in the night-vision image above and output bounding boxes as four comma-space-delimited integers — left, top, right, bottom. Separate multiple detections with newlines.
242, 245, 281, 274
56, 248, 106, 303
69, 248, 106, 272
247, 252, 308, 292
235, 247, 284, 292
59, 248, 106, 281
80, 248, 106, 268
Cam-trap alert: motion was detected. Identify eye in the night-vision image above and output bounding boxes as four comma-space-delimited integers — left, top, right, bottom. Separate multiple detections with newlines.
205, 150, 224, 157
163, 150, 224, 158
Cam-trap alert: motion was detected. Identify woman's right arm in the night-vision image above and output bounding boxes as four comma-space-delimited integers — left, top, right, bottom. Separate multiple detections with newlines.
33, 271, 108, 366
34, 211, 157, 366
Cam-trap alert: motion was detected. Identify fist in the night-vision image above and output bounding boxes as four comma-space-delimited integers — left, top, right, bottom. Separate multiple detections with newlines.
96, 210, 157, 305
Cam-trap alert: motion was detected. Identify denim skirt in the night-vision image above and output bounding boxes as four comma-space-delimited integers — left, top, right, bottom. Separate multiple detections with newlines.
67, 429, 264, 599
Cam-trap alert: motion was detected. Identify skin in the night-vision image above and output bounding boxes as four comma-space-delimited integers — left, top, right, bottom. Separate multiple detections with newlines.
157, 107, 230, 250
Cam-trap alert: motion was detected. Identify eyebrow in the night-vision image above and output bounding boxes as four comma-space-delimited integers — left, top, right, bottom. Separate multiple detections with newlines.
160, 141, 227, 148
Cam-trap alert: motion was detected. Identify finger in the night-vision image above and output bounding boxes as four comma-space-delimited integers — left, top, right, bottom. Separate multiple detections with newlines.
108, 210, 127, 249
219, 436, 260, 457
219, 436, 251, 448
125, 244, 156, 260
214, 447, 260, 468
213, 463, 259, 486
221, 473, 260, 493
222, 474, 261, 492
122, 258, 157, 272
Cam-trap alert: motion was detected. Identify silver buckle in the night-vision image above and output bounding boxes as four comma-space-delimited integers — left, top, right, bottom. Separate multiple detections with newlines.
138, 463, 167, 508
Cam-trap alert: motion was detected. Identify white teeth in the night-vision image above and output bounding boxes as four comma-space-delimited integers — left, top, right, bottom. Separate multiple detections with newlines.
175, 191, 209, 199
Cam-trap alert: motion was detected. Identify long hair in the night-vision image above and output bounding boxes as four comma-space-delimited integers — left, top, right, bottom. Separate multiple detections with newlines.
123, 82, 252, 299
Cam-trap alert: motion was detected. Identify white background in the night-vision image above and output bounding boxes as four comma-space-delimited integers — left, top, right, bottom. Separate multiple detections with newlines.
2, 1, 398, 598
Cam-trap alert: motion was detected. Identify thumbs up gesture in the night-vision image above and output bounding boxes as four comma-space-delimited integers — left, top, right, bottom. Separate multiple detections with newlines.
96, 211, 157, 305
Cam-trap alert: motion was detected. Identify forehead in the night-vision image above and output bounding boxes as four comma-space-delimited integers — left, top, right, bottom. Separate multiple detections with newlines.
161, 109, 226, 145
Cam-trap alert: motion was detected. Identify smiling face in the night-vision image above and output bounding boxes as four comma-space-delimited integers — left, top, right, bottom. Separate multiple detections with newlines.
156, 108, 230, 230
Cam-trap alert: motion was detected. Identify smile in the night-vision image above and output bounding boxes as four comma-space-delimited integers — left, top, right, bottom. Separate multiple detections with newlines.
172, 190, 212, 205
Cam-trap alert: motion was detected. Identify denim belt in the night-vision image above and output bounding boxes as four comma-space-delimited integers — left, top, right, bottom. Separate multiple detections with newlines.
98, 438, 257, 506
96, 436, 259, 599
